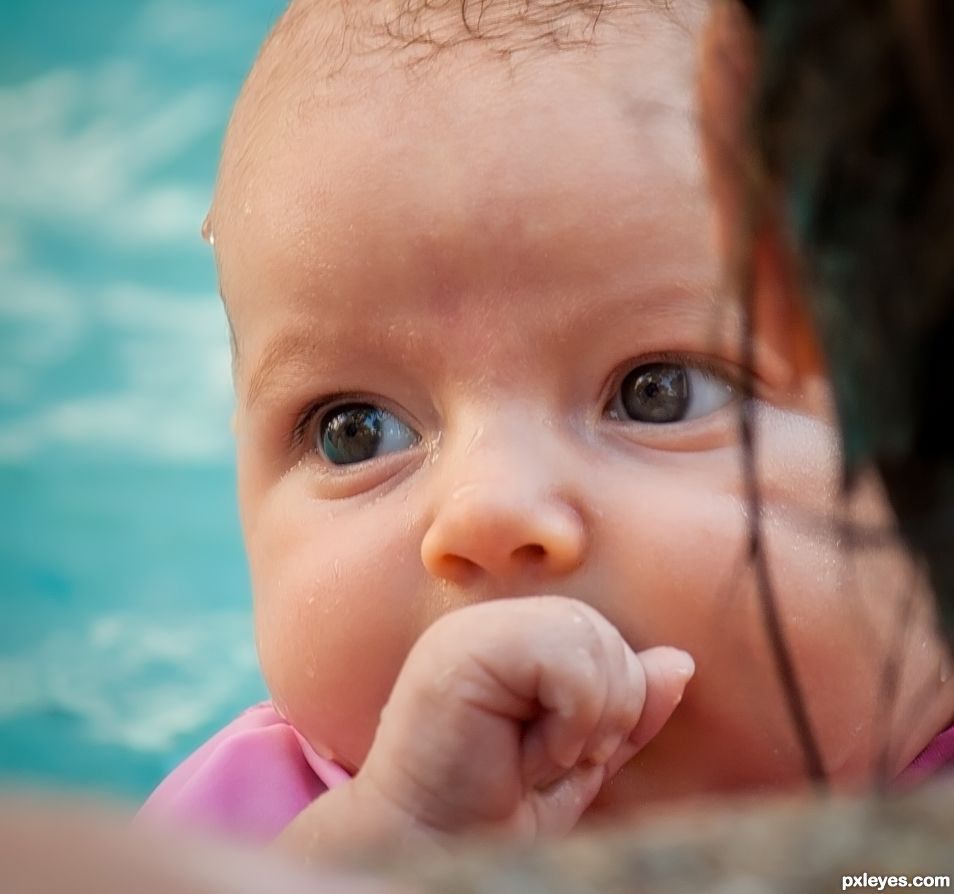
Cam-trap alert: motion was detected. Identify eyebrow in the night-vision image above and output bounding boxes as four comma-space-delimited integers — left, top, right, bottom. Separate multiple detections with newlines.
243, 329, 331, 413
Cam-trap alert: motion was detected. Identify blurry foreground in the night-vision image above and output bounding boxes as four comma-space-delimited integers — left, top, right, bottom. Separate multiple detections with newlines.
4, 782, 954, 893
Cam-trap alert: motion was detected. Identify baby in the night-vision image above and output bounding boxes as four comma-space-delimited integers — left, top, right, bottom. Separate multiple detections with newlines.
141, 0, 954, 857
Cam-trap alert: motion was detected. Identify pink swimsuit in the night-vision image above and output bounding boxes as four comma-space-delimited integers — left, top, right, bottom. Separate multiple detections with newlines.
139, 704, 350, 842
139, 702, 954, 842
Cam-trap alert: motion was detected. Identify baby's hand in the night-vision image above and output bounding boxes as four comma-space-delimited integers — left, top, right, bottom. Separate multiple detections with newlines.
279, 597, 694, 858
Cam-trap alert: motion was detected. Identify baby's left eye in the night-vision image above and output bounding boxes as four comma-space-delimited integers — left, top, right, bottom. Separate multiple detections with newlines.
607, 362, 735, 424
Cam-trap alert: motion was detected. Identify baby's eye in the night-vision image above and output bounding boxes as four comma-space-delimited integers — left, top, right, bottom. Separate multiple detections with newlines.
318, 403, 420, 465
608, 362, 735, 424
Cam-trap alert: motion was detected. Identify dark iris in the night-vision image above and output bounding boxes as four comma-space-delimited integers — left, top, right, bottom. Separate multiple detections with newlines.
320, 404, 383, 464
620, 363, 690, 423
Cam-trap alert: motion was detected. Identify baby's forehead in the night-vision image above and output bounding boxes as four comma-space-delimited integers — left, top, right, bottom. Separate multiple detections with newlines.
213, 0, 704, 340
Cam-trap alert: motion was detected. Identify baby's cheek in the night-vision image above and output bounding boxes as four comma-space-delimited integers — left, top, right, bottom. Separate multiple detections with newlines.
591, 415, 894, 790
761, 479, 947, 779
590, 470, 806, 798
248, 493, 435, 771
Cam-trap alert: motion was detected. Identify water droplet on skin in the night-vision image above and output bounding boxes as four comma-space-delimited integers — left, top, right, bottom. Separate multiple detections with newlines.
465, 426, 485, 455
333, 560, 342, 581
451, 482, 478, 502
200, 215, 214, 244
940, 657, 952, 684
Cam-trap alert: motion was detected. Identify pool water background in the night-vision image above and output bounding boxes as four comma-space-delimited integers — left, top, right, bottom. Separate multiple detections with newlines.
1, 0, 284, 802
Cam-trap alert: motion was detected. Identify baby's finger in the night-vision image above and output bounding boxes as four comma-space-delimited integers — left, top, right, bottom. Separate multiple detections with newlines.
627, 646, 694, 752
529, 639, 609, 773
603, 646, 694, 780
523, 763, 606, 837
578, 625, 633, 767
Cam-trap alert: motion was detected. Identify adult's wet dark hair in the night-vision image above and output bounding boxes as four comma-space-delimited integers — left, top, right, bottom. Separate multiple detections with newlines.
736, 0, 954, 642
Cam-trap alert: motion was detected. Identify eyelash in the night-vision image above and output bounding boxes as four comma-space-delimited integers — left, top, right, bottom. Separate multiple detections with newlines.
290, 395, 348, 450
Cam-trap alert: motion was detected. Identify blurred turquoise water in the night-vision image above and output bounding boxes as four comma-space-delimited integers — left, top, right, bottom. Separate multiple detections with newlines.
0, 1, 284, 801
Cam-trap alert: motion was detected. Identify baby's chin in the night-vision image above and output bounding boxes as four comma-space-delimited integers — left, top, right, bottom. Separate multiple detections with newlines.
310, 717, 383, 778
293, 724, 365, 776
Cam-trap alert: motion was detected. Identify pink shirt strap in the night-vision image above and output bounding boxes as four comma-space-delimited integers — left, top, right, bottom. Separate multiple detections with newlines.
895, 721, 954, 789
137, 703, 351, 843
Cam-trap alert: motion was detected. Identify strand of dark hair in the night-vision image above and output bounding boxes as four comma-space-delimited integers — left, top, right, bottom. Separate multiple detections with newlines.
737, 203, 827, 785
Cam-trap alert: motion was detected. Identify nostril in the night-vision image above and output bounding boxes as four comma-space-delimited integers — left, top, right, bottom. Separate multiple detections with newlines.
512, 543, 547, 563
438, 554, 481, 581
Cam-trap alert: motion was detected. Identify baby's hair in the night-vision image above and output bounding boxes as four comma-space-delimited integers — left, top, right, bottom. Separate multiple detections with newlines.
380, 0, 618, 56
735, 0, 954, 784
263, 0, 676, 77
739, 0, 954, 642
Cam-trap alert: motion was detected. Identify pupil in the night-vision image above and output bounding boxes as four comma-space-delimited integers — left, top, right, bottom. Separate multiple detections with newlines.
321, 405, 383, 464
621, 363, 689, 423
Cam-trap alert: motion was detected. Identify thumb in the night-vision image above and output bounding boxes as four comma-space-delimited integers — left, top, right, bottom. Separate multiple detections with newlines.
605, 646, 695, 778
523, 647, 694, 837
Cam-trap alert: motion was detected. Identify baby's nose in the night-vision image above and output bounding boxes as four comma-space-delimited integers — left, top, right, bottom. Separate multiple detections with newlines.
420, 480, 587, 585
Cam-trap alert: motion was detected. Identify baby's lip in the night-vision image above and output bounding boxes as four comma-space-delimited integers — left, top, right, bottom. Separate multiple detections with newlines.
478, 590, 582, 608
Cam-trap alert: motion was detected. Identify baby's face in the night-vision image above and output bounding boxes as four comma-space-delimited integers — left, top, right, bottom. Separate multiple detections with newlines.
213, 6, 954, 812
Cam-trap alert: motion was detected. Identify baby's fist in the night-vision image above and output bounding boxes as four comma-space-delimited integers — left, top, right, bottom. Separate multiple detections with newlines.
358, 597, 694, 840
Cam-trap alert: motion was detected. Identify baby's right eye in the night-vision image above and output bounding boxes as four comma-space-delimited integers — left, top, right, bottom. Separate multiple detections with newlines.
317, 403, 420, 465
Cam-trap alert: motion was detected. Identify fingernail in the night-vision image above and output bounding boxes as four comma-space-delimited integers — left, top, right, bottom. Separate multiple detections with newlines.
671, 649, 695, 679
